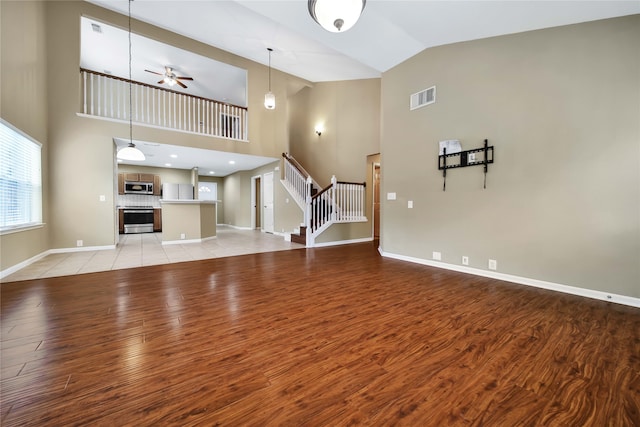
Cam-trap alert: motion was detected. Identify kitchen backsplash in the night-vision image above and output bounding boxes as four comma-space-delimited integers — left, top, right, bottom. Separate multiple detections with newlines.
118, 194, 162, 207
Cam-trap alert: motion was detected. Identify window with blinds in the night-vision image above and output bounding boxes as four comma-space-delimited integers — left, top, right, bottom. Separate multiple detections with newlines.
0, 119, 43, 232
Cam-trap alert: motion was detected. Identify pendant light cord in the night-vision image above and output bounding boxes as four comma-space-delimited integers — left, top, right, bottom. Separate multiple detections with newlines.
128, 0, 133, 144
268, 48, 272, 91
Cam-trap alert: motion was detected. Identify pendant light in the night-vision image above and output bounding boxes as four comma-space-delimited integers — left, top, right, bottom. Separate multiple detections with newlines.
117, 0, 145, 161
308, 0, 366, 33
264, 48, 275, 110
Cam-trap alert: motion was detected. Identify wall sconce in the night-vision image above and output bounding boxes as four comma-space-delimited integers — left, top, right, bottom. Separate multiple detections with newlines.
315, 124, 324, 136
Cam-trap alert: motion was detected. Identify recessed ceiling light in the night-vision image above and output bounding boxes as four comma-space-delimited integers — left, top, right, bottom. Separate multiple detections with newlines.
209, 171, 215, 175
228, 160, 235, 164
165, 163, 172, 167
170, 154, 178, 158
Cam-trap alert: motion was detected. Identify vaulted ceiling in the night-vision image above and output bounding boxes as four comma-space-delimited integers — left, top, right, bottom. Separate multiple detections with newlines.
87, 0, 639, 82
84, 1, 639, 175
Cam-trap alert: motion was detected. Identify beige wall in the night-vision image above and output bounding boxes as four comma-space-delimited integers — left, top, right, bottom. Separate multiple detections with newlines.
0, 0, 50, 271
161, 202, 216, 242
289, 79, 381, 186
381, 15, 640, 298
118, 164, 192, 185
288, 79, 381, 243
222, 170, 252, 228
42, 1, 307, 250
199, 175, 225, 224
221, 160, 304, 234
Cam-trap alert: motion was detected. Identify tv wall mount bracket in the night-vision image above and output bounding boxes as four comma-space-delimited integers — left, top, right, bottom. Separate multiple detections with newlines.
438, 139, 494, 191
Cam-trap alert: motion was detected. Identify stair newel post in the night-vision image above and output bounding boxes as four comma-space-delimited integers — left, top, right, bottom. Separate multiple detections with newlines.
331, 175, 337, 222
305, 176, 313, 246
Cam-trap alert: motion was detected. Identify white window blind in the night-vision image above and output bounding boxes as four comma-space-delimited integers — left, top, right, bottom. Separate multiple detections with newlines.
0, 119, 43, 232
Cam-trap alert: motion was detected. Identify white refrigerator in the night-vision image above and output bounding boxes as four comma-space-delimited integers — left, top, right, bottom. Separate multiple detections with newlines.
163, 183, 194, 200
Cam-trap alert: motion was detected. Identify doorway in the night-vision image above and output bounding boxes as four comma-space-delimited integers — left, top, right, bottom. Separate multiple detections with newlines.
263, 171, 274, 234
373, 163, 380, 239
251, 175, 261, 230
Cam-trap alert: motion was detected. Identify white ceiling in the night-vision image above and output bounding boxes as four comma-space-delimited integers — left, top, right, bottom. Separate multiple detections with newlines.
87, 0, 639, 82
114, 138, 279, 177
87, 0, 639, 175
80, 17, 248, 106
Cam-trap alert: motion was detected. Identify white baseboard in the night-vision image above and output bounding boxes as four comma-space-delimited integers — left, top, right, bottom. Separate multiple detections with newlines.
161, 236, 217, 246
49, 244, 116, 254
379, 250, 640, 308
219, 224, 254, 231
313, 237, 373, 248
1, 244, 116, 281
1, 251, 50, 280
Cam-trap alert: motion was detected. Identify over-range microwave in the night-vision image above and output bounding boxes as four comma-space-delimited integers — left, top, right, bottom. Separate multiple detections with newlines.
124, 181, 154, 195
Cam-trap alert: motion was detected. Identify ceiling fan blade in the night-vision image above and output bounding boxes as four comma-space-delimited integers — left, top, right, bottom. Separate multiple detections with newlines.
176, 79, 188, 89
157, 79, 165, 84
176, 76, 193, 81
145, 69, 163, 76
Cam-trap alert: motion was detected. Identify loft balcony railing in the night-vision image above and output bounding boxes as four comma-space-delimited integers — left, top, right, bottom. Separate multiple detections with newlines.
80, 68, 248, 141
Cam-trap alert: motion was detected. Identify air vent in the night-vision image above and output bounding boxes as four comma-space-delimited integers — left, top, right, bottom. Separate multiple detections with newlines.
410, 86, 436, 110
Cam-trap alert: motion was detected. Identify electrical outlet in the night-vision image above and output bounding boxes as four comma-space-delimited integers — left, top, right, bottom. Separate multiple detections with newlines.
468, 153, 476, 162
387, 192, 397, 201
488, 259, 497, 270
77, 240, 83, 247
99, 195, 106, 202
432, 251, 441, 261
462, 256, 469, 265
180, 233, 186, 240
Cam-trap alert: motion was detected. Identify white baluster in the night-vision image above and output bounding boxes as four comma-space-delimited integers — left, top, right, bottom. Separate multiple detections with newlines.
82, 71, 87, 114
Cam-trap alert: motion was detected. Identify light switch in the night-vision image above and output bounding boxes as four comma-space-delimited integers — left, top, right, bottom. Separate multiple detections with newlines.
387, 192, 397, 200
99, 195, 106, 202
408, 200, 413, 209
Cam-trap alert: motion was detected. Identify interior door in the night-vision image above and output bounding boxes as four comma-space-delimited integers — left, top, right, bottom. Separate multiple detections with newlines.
263, 172, 274, 233
254, 177, 261, 230
373, 164, 380, 239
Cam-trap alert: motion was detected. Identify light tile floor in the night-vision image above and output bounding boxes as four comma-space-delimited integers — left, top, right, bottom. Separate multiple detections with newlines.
3, 226, 304, 282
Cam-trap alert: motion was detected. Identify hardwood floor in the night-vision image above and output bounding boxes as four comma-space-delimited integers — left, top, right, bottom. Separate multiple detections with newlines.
1, 243, 639, 425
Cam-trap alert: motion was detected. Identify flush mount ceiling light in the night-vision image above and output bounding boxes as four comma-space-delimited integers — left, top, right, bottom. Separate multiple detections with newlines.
117, 0, 145, 162
264, 48, 275, 110
308, 0, 366, 32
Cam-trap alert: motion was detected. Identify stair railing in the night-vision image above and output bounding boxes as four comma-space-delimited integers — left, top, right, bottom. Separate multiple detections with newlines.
282, 153, 311, 208
282, 154, 366, 247
307, 176, 367, 239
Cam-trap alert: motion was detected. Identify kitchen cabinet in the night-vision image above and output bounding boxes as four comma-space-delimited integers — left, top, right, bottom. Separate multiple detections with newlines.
118, 209, 124, 234
123, 173, 154, 183
118, 174, 125, 195
153, 209, 162, 232
139, 173, 154, 183
153, 175, 162, 196
118, 173, 161, 195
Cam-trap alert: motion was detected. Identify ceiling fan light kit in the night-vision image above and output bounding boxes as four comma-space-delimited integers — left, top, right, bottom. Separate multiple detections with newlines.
308, 0, 366, 32
264, 48, 275, 110
145, 66, 193, 89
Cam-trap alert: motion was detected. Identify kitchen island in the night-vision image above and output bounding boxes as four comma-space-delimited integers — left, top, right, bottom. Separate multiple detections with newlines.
159, 200, 217, 244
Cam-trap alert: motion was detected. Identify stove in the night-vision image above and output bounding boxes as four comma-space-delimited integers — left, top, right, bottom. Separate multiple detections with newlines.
122, 206, 155, 234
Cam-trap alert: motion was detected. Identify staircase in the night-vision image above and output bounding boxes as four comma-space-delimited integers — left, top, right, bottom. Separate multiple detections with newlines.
282, 153, 367, 247
291, 225, 308, 245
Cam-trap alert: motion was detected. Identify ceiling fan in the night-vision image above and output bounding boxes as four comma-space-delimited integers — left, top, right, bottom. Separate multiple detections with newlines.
144, 66, 193, 89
